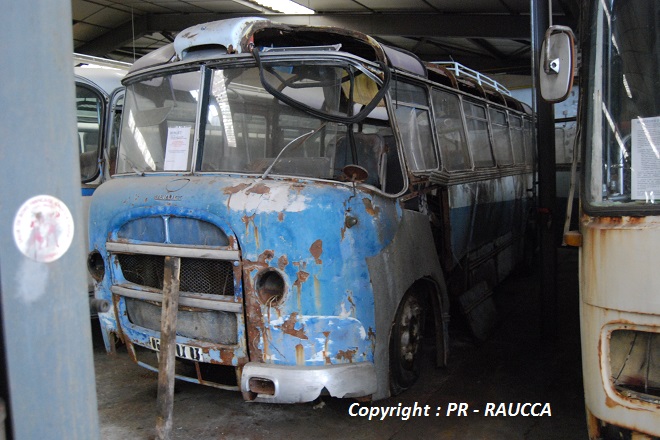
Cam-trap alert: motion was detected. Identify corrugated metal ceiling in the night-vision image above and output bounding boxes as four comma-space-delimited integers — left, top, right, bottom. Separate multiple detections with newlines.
72, 0, 577, 79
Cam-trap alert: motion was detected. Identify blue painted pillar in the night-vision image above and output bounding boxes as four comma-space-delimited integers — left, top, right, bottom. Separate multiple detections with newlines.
0, 1, 100, 438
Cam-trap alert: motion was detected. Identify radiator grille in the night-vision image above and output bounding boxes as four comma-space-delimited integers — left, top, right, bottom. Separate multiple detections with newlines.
117, 254, 234, 296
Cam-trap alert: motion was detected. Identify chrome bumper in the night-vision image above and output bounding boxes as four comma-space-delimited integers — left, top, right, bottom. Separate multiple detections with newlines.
241, 361, 377, 403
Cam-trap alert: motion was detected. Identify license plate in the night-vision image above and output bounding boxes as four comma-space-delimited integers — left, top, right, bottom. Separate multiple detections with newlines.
149, 336, 203, 361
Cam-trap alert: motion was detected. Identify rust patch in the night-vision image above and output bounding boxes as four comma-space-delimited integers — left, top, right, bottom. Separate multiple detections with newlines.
223, 183, 250, 208
585, 408, 601, 438
280, 312, 308, 340
278, 212, 284, 222
293, 262, 309, 310
293, 270, 310, 288
626, 216, 646, 225
347, 291, 355, 309
242, 213, 255, 232
323, 331, 332, 364
242, 266, 265, 362
223, 183, 251, 195
258, 249, 275, 264
242, 214, 259, 247
336, 348, 358, 363
362, 198, 380, 217
605, 395, 617, 408
277, 255, 288, 270
246, 183, 271, 195
111, 294, 126, 342
295, 344, 305, 366
220, 349, 234, 365
309, 239, 323, 264
125, 342, 138, 363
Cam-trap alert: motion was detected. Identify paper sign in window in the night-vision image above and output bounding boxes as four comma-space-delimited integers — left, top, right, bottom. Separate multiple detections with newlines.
631, 116, 660, 200
164, 126, 191, 170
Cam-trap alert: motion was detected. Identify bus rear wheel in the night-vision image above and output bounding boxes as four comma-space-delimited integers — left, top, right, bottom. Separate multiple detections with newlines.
390, 288, 425, 395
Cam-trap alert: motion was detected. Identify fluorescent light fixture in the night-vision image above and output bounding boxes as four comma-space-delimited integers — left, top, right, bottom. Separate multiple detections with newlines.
254, 0, 314, 14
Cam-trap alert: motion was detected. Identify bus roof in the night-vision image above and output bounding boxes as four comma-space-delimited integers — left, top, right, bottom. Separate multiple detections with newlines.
74, 53, 129, 96
127, 17, 523, 110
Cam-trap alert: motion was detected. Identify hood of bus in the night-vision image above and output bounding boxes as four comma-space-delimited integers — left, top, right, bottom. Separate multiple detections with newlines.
90, 174, 400, 262
89, 174, 401, 364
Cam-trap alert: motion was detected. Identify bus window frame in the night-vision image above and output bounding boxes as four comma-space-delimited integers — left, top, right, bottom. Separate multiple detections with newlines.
579, 0, 660, 218
462, 98, 497, 169
77, 82, 107, 184
430, 86, 472, 172
487, 105, 515, 167
389, 77, 440, 174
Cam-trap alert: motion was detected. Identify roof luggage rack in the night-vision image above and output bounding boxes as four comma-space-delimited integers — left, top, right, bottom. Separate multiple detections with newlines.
432, 61, 512, 96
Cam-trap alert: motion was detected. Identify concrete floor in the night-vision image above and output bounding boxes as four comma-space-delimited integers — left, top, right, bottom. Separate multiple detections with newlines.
94, 248, 587, 440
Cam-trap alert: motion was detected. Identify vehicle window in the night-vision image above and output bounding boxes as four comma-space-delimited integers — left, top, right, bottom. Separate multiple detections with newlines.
77, 84, 104, 181
432, 89, 470, 171
489, 108, 513, 166
464, 101, 495, 168
392, 82, 438, 171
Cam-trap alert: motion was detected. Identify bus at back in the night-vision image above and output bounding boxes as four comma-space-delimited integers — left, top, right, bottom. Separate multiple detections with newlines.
74, 53, 128, 308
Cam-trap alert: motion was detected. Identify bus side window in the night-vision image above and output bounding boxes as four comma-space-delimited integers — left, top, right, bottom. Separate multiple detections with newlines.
392, 82, 438, 172
509, 113, 526, 164
431, 88, 470, 171
463, 100, 495, 168
489, 107, 513, 166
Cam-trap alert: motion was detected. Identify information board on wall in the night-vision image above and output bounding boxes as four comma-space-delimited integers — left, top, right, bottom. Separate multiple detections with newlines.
631, 116, 660, 201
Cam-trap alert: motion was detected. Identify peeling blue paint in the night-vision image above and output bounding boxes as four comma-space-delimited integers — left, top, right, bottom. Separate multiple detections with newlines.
90, 175, 400, 370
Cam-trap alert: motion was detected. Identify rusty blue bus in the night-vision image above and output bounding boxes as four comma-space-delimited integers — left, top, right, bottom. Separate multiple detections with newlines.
88, 17, 535, 403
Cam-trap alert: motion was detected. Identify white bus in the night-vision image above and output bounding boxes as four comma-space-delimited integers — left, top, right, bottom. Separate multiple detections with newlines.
541, 0, 660, 437
74, 54, 128, 311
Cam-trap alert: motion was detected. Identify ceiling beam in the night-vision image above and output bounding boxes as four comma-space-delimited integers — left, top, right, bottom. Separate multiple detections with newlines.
469, 38, 507, 60
151, 12, 533, 38
75, 11, 568, 61
75, 15, 151, 56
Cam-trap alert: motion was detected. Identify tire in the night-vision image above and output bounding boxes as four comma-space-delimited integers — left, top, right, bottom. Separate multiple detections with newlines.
390, 288, 425, 395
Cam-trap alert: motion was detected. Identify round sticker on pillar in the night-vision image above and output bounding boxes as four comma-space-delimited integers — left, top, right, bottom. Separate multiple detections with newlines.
13, 195, 75, 263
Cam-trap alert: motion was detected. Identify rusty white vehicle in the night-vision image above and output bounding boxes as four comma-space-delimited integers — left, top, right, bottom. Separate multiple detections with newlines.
540, 0, 660, 438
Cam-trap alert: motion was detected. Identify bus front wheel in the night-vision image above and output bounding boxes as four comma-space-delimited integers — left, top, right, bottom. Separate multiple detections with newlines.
390, 288, 425, 395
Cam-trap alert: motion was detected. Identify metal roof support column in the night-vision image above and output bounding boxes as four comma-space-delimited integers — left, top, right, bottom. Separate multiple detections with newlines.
0, 1, 100, 438
532, 0, 558, 342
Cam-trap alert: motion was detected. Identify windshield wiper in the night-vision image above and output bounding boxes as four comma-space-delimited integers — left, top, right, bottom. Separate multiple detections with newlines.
251, 47, 391, 125
121, 154, 145, 176
261, 122, 328, 180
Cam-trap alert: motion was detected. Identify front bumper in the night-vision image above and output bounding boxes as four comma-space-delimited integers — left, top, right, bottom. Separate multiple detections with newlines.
241, 361, 377, 403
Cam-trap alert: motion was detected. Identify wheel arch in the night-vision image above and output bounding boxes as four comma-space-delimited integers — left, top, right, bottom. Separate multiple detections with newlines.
366, 209, 450, 400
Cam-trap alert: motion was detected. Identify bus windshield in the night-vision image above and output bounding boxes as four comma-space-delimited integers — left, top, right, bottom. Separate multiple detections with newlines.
585, 0, 660, 210
117, 59, 392, 186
